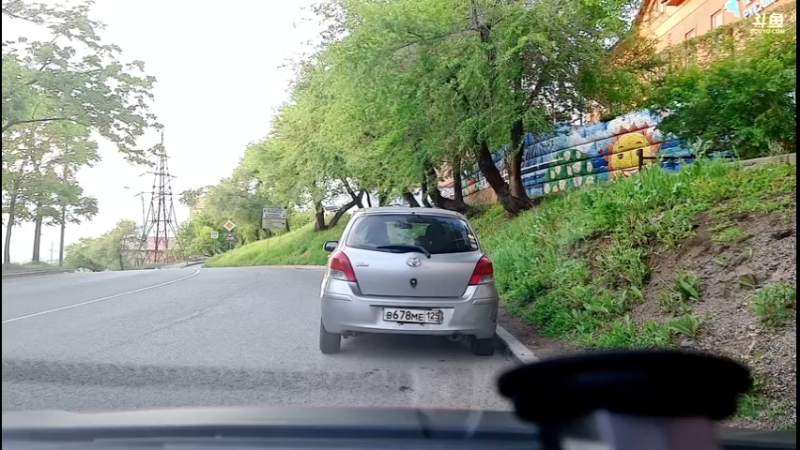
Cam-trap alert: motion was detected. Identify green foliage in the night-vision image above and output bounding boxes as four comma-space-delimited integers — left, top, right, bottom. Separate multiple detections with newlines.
712, 225, 750, 246
478, 162, 794, 347
2, 0, 160, 162
194, 0, 643, 217
649, 31, 797, 159
752, 282, 797, 328
668, 314, 703, 339
675, 271, 702, 302
206, 217, 351, 267
2, 121, 99, 264
208, 162, 796, 353
64, 220, 138, 271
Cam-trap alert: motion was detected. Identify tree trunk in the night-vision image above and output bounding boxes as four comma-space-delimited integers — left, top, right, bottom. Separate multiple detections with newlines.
378, 190, 389, 207
365, 193, 372, 208
3, 183, 20, 265
342, 179, 364, 209
425, 163, 472, 214
452, 157, 466, 204
403, 192, 420, 207
476, 140, 534, 215
509, 118, 528, 199
31, 201, 43, 263
58, 164, 69, 267
314, 201, 327, 232
327, 194, 361, 229
420, 180, 433, 207
59, 206, 67, 266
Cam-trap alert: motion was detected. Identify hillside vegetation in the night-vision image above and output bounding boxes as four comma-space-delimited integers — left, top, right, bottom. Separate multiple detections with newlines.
208, 161, 796, 428
206, 220, 348, 267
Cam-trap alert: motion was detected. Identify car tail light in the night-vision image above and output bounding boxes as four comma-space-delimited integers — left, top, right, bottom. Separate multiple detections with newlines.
469, 256, 494, 285
330, 251, 357, 282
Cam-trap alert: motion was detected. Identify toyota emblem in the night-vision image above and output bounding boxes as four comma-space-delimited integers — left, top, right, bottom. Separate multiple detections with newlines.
406, 257, 422, 267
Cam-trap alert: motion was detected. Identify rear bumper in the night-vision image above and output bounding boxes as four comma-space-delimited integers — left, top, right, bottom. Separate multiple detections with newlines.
320, 277, 499, 339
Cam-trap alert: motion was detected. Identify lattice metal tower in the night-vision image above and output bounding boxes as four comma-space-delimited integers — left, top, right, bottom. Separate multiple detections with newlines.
138, 132, 179, 265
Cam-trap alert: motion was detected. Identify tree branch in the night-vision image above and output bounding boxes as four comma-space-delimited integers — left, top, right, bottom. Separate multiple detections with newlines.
2, 117, 84, 134
392, 28, 476, 52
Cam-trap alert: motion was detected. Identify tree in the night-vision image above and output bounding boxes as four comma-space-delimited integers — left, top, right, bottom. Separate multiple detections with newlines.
27, 121, 99, 263
1, 119, 99, 264
2, 0, 160, 164
179, 187, 209, 210
306, 0, 637, 214
181, 0, 647, 226
104, 220, 138, 270
63, 220, 138, 271
648, 31, 796, 158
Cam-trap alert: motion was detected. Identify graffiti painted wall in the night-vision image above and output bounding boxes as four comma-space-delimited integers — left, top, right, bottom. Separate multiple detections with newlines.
462, 110, 695, 202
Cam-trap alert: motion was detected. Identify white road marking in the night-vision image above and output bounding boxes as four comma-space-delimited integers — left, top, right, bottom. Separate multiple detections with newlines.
1, 269, 201, 324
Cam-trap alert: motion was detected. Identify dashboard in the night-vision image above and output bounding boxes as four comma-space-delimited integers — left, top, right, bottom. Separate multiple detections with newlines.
2, 406, 796, 450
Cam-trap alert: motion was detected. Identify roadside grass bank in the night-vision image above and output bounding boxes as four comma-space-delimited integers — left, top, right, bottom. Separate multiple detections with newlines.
205, 218, 348, 267
473, 160, 796, 429
205, 161, 796, 429
474, 161, 795, 349
2, 262, 60, 272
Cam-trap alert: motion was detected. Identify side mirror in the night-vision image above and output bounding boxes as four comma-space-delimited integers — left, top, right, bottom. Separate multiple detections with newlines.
323, 241, 339, 252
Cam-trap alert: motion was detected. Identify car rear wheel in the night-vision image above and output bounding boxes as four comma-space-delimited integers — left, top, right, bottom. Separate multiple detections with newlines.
471, 337, 495, 356
319, 320, 342, 354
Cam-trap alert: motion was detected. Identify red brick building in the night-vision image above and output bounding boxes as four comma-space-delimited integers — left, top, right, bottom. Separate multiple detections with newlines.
636, 0, 792, 50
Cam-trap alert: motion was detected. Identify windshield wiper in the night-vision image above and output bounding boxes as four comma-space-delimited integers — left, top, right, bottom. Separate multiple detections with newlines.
375, 244, 432, 259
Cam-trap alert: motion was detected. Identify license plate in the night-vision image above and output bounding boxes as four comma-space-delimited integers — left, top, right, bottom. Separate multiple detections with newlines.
382, 308, 443, 324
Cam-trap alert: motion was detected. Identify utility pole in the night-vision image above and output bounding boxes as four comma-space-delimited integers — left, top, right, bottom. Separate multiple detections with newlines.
49, 241, 55, 265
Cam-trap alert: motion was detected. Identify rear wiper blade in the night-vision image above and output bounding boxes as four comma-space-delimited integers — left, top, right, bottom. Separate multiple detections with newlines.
376, 245, 432, 259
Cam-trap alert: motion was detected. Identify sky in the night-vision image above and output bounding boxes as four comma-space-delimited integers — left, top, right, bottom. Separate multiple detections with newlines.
3, 0, 323, 263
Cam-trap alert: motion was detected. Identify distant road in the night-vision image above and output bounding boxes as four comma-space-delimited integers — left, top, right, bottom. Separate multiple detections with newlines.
2, 267, 514, 412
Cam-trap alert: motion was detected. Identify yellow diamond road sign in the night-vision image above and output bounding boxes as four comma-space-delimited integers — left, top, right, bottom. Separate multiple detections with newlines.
223, 220, 236, 232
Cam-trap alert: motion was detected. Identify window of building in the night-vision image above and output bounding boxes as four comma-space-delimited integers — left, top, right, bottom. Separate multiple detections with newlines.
685, 28, 696, 40
712, 10, 724, 29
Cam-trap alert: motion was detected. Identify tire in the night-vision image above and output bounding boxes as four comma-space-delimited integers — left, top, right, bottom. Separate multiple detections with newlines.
471, 337, 495, 356
319, 320, 342, 354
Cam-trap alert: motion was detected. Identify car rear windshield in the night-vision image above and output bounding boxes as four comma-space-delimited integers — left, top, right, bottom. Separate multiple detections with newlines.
347, 214, 479, 254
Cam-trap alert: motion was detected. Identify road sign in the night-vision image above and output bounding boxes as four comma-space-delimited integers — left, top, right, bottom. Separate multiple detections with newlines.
226, 232, 235, 242
223, 220, 236, 232
211, 231, 219, 240
262, 207, 287, 231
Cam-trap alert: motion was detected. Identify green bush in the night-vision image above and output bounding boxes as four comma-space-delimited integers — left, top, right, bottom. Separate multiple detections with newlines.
649, 31, 796, 159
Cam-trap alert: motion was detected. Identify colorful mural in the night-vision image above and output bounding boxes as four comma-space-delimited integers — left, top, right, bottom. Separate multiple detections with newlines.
462, 110, 699, 201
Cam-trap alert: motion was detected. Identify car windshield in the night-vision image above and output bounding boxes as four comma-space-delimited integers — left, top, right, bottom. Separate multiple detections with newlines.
2, 0, 796, 438
347, 215, 478, 254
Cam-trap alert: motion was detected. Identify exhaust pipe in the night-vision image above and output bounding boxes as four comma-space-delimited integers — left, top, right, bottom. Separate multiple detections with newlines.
448, 333, 465, 342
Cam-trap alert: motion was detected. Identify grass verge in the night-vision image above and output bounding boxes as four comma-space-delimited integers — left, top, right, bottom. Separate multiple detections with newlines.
207, 161, 795, 349
473, 160, 796, 349
205, 218, 349, 267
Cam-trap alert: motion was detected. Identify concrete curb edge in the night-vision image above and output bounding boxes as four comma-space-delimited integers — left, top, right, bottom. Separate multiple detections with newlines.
496, 325, 538, 365
1, 269, 72, 279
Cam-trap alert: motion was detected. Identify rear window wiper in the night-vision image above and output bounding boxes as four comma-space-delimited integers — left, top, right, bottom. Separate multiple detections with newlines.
375, 245, 432, 259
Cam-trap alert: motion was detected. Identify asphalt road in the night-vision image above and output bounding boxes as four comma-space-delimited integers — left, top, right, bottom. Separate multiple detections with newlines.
2, 267, 515, 412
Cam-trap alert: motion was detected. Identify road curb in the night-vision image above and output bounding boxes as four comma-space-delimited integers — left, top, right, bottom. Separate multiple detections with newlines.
736, 153, 796, 169
496, 325, 538, 365
1, 270, 71, 279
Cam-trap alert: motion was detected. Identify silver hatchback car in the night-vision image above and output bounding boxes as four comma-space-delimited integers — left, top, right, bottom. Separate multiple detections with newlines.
319, 207, 499, 356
